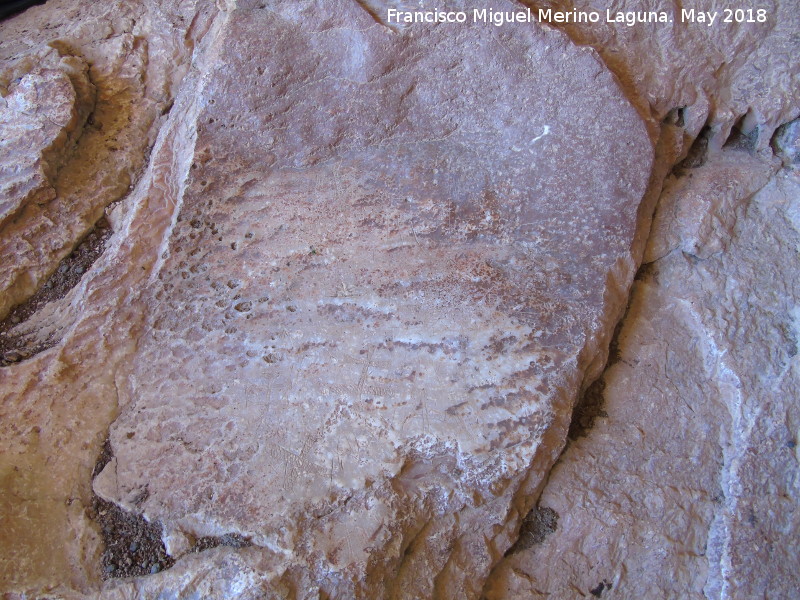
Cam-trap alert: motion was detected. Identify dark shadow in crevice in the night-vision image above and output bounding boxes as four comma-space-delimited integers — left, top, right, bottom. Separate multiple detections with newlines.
723, 115, 759, 153
504, 505, 559, 555
567, 376, 609, 441
567, 313, 626, 440
662, 106, 686, 128
89, 439, 176, 579
675, 125, 713, 172
567, 258, 658, 441
0, 216, 112, 366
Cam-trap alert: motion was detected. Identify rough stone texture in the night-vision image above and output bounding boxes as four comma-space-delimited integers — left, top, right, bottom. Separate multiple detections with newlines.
523, 0, 800, 144
0, 51, 94, 230
0, 0, 798, 598
773, 118, 800, 164
486, 149, 800, 599
483, 3, 800, 598
0, 0, 657, 596
0, 0, 216, 322
0, 0, 225, 594
92, 1, 652, 596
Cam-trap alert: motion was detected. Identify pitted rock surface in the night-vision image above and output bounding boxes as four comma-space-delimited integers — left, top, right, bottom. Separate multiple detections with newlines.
1, 1, 797, 599
88, 0, 651, 596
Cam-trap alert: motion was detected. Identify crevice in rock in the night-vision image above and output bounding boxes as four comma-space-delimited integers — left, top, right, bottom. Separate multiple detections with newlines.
0, 214, 112, 366
89, 439, 175, 579
488, 111, 800, 595
189, 533, 252, 553
485, 121, 686, 590
567, 375, 609, 442
567, 308, 626, 441
676, 124, 713, 171
504, 505, 559, 555
723, 114, 759, 153
663, 106, 687, 128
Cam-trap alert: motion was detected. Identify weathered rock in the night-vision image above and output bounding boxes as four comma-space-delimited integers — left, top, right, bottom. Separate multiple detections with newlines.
0, 0, 216, 322
0, 50, 94, 229
89, 1, 652, 596
486, 149, 800, 599
0, 0, 798, 598
526, 0, 800, 144
0, 0, 225, 594
773, 118, 800, 164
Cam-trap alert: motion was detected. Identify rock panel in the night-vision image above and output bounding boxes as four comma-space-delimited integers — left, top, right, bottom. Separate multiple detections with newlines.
6, 0, 796, 598
90, 0, 652, 597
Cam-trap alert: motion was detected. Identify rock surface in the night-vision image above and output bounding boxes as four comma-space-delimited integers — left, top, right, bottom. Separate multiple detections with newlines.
0, 0, 797, 598
525, 0, 800, 143
0, 51, 93, 230
92, 1, 652, 596
486, 149, 800, 599
0, 0, 225, 593
0, 0, 215, 322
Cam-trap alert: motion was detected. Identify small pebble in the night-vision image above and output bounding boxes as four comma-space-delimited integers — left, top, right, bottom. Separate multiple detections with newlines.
104, 564, 116, 574
129, 541, 139, 553
3, 351, 21, 363
75, 266, 85, 274
150, 563, 161, 574
59, 264, 68, 274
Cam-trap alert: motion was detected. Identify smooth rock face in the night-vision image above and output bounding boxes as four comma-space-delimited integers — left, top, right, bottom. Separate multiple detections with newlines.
91, 1, 651, 596
486, 150, 800, 599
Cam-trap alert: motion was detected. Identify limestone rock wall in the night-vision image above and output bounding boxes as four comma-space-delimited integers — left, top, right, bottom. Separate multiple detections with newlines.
486, 148, 800, 600
0, 1, 797, 599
